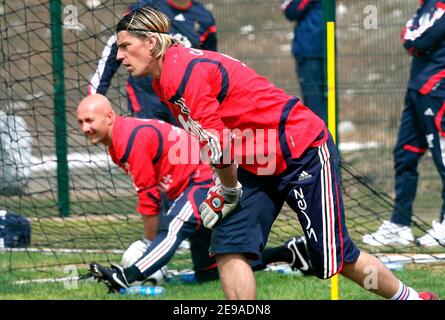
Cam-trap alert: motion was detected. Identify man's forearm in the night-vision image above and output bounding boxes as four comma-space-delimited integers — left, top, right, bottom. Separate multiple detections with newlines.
142, 214, 159, 240
215, 163, 238, 188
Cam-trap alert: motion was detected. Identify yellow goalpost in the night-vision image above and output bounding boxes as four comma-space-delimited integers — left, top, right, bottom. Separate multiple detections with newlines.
327, 16, 339, 300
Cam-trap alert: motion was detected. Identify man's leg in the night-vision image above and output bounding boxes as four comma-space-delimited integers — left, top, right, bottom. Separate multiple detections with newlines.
253, 236, 314, 275
362, 91, 423, 246
416, 93, 445, 246
340, 251, 401, 298
209, 168, 283, 300
420, 94, 445, 223
282, 131, 356, 279
281, 131, 432, 299
296, 56, 327, 123
124, 184, 205, 283
189, 223, 219, 282
340, 251, 437, 299
217, 253, 256, 300
391, 90, 426, 226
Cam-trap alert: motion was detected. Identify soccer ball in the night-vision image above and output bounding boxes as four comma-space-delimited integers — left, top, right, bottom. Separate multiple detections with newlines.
84, 0, 101, 9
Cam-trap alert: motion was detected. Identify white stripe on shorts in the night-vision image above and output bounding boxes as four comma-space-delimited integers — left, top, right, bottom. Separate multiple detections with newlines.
136, 200, 193, 272
318, 142, 337, 278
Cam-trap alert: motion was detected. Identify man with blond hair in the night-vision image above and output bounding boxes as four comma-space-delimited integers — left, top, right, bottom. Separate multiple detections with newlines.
104, 7, 440, 300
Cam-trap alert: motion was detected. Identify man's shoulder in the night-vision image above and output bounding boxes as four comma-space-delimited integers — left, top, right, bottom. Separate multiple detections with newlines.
162, 46, 196, 78
190, 1, 213, 14
113, 117, 172, 155
183, 1, 214, 24
114, 116, 161, 140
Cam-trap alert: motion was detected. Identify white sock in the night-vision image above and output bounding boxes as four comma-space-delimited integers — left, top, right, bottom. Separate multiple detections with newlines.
390, 281, 420, 300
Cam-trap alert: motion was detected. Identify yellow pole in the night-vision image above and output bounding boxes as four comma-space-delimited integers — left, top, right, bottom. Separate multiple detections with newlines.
327, 21, 337, 143
327, 21, 339, 301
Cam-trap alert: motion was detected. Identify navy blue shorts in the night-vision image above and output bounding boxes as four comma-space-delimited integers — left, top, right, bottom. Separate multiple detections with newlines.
210, 132, 360, 279
210, 170, 284, 260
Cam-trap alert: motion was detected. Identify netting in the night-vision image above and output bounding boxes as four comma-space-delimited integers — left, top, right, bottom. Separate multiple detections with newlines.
0, 0, 444, 280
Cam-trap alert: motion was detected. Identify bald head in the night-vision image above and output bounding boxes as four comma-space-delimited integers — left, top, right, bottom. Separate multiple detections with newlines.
77, 94, 113, 115
77, 94, 116, 147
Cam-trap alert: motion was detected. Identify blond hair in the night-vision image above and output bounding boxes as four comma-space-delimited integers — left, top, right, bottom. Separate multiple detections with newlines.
115, 7, 180, 58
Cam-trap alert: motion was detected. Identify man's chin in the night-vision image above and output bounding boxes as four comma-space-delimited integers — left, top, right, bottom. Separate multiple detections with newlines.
130, 70, 149, 78
130, 72, 142, 77
89, 138, 100, 145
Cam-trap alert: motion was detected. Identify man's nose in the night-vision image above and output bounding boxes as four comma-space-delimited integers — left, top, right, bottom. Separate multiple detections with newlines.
116, 49, 124, 61
81, 123, 90, 133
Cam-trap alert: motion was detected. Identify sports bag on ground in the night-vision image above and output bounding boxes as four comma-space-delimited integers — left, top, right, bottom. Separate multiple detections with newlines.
0, 210, 31, 248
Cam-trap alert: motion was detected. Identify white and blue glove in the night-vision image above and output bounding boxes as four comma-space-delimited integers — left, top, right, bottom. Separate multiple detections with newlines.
199, 181, 243, 229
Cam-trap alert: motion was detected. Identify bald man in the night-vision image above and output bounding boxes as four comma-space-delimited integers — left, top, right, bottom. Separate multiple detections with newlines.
78, 94, 220, 290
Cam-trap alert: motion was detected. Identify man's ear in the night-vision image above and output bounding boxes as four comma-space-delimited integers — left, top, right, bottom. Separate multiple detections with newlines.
144, 35, 157, 52
106, 110, 115, 125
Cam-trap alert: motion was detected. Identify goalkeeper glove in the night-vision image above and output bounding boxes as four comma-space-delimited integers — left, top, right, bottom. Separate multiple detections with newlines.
121, 238, 151, 268
199, 181, 243, 229
120, 238, 168, 285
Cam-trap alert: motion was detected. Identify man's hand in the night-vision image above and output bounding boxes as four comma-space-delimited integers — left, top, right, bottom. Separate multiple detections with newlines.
199, 181, 243, 229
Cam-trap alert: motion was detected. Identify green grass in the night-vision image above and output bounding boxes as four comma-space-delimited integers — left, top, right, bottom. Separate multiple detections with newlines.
1, 159, 444, 300
1, 257, 444, 300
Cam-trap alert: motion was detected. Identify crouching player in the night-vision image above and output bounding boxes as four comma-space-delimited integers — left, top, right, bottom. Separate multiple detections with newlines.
78, 94, 313, 292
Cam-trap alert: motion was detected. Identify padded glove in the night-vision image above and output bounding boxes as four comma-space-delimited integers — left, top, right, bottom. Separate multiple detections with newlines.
199, 181, 242, 229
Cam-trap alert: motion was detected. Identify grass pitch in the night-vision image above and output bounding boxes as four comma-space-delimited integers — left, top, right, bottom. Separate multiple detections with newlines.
1, 252, 444, 300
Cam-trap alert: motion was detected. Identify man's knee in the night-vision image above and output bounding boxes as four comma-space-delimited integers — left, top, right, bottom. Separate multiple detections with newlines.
216, 253, 250, 265
394, 147, 423, 172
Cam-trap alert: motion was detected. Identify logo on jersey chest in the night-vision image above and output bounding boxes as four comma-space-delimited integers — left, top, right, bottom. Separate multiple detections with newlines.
159, 174, 173, 192
194, 20, 201, 33
174, 13, 185, 21
172, 97, 210, 142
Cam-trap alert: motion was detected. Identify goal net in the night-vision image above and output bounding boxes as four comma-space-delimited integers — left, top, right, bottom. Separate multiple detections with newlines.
0, 0, 443, 282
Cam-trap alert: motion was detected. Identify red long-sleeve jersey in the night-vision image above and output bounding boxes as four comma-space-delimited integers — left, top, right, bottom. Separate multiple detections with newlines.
153, 45, 325, 175
401, 0, 445, 97
108, 116, 212, 215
